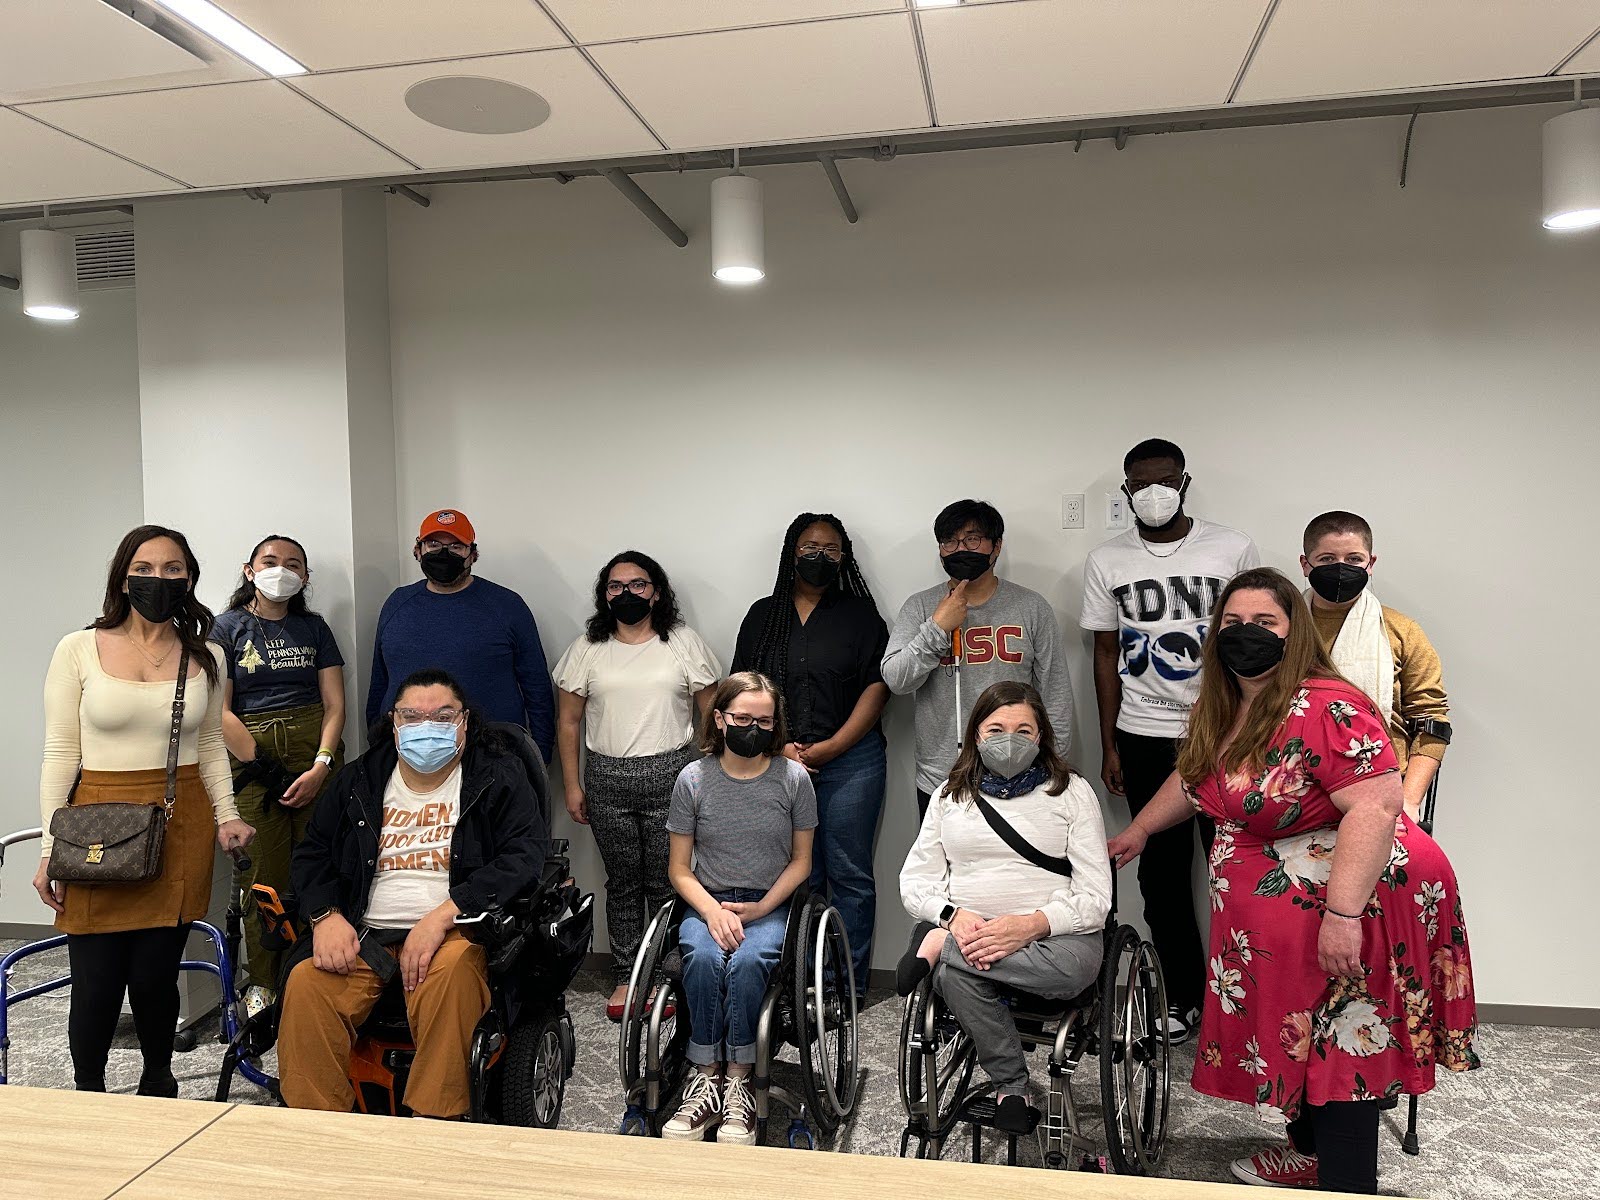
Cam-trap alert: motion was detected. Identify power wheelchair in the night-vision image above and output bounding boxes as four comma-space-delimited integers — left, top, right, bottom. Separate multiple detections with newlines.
617, 890, 860, 1148
896, 900, 1171, 1175
215, 723, 594, 1127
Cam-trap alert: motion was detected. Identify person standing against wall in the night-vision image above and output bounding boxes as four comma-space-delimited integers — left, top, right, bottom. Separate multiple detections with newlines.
733, 512, 888, 1002
1081, 439, 1258, 1044
1300, 511, 1450, 823
34, 525, 254, 1095
554, 551, 720, 1020
883, 499, 1073, 821
367, 509, 555, 760
211, 534, 346, 1017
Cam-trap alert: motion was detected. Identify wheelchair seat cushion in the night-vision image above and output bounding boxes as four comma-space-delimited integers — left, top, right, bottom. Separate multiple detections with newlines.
1001, 979, 1094, 1018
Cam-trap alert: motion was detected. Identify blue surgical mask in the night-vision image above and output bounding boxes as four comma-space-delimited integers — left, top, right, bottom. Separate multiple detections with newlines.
397, 721, 460, 773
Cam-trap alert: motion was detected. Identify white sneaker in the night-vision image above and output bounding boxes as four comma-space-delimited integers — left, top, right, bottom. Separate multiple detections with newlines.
243, 985, 275, 1020
662, 1070, 721, 1141
1159, 1005, 1198, 1045
716, 1075, 757, 1146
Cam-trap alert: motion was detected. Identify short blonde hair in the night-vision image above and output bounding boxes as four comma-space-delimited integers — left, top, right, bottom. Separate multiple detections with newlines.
698, 671, 789, 755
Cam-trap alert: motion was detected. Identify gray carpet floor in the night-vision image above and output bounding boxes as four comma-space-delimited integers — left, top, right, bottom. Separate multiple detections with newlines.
3, 941, 1596, 1199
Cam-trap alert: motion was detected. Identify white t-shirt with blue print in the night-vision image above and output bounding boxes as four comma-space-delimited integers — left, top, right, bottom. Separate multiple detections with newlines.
1080, 518, 1259, 738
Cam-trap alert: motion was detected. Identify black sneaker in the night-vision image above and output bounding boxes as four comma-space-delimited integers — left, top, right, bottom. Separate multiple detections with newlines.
1159, 1005, 1198, 1045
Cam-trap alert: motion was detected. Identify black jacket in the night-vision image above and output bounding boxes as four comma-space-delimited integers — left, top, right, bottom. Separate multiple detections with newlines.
291, 734, 548, 926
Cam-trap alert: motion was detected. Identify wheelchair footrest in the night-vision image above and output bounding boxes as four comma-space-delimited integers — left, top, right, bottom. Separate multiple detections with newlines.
959, 1096, 1041, 1136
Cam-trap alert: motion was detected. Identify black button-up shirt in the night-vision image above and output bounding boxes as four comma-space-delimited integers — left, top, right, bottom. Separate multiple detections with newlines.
733, 590, 889, 745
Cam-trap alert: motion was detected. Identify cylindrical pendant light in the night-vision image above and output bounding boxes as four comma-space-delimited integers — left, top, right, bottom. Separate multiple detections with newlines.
711, 152, 764, 284
1542, 104, 1600, 232
21, 228, 79, 320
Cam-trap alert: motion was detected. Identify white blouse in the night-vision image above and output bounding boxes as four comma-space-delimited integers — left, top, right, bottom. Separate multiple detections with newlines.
553, 626, 721, 758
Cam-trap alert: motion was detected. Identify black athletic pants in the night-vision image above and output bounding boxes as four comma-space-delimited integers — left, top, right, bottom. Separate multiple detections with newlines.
66, 924, 190, 1091
1117, 730, 1214, 1015
1288, 1100, 1380, 1193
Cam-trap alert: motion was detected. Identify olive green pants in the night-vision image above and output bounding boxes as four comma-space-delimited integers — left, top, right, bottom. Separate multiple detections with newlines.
231, 703, 343, 992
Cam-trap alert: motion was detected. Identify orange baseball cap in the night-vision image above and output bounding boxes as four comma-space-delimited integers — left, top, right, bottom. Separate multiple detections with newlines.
418, 509, 476, 543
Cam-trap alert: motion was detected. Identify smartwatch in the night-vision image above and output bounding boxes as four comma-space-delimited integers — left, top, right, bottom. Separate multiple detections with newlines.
938, 904, 957, 929
315, 749, 336, 769
309, 906, 340, 927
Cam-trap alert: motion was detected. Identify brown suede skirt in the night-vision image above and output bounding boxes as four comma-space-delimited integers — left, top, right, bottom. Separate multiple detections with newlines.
56, 765, 215, 935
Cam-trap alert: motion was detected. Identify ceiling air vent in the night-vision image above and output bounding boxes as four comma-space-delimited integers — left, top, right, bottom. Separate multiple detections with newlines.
74, 226, 135, 290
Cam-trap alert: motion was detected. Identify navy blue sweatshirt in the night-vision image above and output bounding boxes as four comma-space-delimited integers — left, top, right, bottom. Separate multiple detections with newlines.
365, 576, 555, 760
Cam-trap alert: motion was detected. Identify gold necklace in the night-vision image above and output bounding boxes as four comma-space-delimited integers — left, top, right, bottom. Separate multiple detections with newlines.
124, 630, 175, 669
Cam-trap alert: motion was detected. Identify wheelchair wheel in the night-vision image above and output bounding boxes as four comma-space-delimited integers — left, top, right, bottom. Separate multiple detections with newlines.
618, 900, 676, 1094
1098, 928, 1171, 1176
898, 979, 975, 1151
793, 901, 860, 1131
499, 1009, 568, 1129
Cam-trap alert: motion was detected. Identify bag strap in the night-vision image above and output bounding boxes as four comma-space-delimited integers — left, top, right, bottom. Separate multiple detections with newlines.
971, 793, 1073, 877
165, 648, 191, 821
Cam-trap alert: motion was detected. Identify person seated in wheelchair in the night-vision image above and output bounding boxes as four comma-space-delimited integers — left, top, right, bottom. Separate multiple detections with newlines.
898, 680, 1112, 1135
278, 668, 547, 1118
661, 671, 817, 1145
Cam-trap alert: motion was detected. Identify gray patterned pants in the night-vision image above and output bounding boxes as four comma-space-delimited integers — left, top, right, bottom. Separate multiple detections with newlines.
586, 743, 698, 986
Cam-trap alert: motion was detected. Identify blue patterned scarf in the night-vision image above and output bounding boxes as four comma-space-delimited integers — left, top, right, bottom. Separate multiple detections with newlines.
978, 764, 1047, 800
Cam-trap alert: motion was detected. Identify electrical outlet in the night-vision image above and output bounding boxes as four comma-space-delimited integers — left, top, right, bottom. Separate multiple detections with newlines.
1106, 492, 1128, 529
1061, 493, 1084, 529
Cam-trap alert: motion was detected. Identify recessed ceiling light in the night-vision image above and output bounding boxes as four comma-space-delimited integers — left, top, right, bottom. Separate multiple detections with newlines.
148, 0, 306, 77
405, 77, 551, 135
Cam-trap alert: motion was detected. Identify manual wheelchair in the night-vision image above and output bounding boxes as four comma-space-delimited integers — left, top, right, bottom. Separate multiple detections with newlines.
617, 889, 860, 1148
215, 723, 594, 1126
897, 909, 1171, 1174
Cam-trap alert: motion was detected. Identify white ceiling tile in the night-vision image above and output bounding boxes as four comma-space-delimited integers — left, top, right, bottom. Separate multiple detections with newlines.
18, 81, 412, 188
294, 49, 659, 170
0, 0, 202, 95
922, 0, 1266, 126
591, 13, 927, 149
213, 0, 568, 71
1558, 28, 1600, 74
544, 0, 895, 44
0, 109, 183, 206
1236, 0, 1600, 103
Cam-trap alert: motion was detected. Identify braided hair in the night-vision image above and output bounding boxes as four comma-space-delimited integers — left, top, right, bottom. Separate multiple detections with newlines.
749, 512, 877, 692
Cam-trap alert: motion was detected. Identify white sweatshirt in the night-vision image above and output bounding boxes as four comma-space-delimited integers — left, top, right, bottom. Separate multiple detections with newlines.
900, 773, 1112, 937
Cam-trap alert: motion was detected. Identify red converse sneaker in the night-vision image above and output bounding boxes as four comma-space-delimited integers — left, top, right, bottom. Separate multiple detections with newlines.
1230, 1145, 1319, 1188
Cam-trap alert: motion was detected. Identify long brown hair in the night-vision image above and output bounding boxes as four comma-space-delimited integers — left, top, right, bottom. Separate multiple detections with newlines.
1176, 567, 1340, 784
945, 680, 1075, 805
91, 524, 219, 685
697, 671, 789, 756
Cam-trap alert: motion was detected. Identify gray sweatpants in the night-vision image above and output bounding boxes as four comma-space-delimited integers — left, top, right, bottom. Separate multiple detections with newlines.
933, 930, 1102, 1093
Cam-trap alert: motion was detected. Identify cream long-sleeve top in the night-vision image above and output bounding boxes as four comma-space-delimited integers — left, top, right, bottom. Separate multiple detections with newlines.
900, 773, 1113, 937
39, 629, 239, 855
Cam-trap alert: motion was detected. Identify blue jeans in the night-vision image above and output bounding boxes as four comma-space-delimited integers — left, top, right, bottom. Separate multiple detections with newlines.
810, 733, 886, 995
679, 890, 788, 1066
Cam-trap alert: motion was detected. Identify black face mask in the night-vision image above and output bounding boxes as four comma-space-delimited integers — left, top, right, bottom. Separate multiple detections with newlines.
609, 591, 652, 627
795, 553, 840, 589
126, 576, 188, 624
420, 548, 468, 585
1308, 563, 1370, 605
723, 722, 775, 758
941, 550, 992, 582
1214, 622, 1286, 678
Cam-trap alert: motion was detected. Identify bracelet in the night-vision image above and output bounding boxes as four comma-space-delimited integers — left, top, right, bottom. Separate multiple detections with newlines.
317, 747, 336, 758
1324, 905, 1364, 920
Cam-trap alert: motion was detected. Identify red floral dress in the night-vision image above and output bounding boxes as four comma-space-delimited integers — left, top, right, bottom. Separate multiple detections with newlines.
1188, 677, 1479, 1122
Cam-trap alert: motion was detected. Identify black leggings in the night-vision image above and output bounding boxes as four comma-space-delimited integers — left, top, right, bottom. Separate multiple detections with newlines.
1287, 1100, 1379, 1194
66, 925, 190, 1090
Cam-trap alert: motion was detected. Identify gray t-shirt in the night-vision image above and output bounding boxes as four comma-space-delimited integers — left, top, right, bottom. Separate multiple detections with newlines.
666, 755, 818, 893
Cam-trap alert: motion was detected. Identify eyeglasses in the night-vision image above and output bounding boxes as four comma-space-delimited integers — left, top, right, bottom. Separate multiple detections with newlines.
721, 711, 776, 731
395, 707, 464, 726
937, 534, 992, 553
797, 545, 843, 562
419, 539, 472, 557
605, 579, 654, 596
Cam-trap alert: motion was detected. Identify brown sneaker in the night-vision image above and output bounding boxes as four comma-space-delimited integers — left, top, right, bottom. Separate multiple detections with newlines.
661, 1070, 721, 1141
716, 1075, 757, 1146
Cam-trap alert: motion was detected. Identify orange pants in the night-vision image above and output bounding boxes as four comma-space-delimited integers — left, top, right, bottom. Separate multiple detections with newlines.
278, 930, 490, 1118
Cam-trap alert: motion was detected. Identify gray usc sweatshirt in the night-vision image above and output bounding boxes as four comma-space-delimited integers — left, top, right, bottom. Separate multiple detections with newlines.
881, 577, 1074, 796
